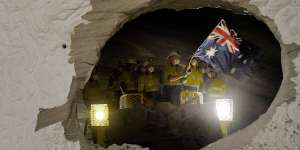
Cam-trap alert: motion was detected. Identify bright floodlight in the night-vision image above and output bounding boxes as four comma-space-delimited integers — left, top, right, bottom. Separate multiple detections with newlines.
91, 104, 109, 126
216, 99, 233, 121
95, 111, 105, 121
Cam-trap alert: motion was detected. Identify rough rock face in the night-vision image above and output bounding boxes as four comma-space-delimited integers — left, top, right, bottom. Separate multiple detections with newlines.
232, 0, 300, 149
0, 0, 91, 150
251, 0, 300, 45
1, 0, 299, 150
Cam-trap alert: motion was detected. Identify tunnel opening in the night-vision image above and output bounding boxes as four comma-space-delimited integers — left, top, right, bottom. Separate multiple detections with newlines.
81, 8, 282, 150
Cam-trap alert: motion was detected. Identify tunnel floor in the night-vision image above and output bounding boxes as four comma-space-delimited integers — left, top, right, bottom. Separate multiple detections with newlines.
81, 8, 282, 150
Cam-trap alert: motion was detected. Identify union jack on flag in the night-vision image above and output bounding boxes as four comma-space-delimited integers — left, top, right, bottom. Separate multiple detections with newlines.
208, 19, 240, 54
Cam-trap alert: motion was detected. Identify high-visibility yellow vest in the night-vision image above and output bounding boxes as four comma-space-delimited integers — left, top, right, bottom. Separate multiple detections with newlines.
138, 74, 160, 92
185, 68, 204, 88
207, 78, 227, 96
119, 71, 137, 91
163, 63, 184, 85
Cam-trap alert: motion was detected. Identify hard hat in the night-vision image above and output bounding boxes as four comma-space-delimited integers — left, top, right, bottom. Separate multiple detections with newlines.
127, 59, 137, 64
167, 51, 181, 59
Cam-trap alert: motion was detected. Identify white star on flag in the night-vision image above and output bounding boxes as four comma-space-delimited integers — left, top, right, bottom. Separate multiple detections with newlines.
206, 46, 218, 58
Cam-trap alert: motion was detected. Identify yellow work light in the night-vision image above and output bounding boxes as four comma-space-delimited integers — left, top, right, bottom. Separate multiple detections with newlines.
216, 98, 233, 121
216, 98, 233, 136
90, 104, 109, 126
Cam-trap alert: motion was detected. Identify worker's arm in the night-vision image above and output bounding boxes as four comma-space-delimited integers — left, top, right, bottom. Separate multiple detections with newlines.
178, 63, 186, 68
168, 73, 189, 82
169, 64, 191, 82
169, 75, 183, 82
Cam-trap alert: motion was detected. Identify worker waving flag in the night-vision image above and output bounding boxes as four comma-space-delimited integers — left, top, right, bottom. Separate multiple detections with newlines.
192, 19, 249, 79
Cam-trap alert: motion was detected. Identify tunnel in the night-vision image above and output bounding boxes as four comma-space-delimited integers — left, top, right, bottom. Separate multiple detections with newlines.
82, 8, 282, 150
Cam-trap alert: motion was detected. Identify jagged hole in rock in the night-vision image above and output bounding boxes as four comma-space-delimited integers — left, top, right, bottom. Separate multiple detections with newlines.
82, 8, 282, 150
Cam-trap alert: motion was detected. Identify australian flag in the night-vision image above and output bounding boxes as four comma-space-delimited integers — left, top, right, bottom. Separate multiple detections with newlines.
193, 19, 251, 79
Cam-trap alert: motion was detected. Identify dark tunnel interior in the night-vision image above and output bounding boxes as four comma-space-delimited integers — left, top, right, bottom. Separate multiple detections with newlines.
83, 8, 282, 150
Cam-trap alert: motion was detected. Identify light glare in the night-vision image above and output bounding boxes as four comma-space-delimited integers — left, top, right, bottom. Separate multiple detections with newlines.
95, 111, 105, 121
216, 99, 233, 121
91, 104, 109, 126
